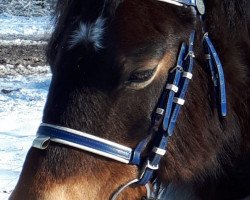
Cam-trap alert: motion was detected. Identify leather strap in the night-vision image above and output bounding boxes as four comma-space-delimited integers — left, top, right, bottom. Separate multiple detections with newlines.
34, 123, 133, 164
168, 31, 195, 135
203, 33, 227, 116
138, 32, 195, 185
157, 0, 205, 15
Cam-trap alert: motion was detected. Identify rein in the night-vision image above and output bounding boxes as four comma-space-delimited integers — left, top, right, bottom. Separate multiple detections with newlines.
32, 0, 227, 199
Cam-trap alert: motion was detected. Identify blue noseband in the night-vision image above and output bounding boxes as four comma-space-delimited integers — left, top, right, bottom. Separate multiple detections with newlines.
32, 0, 227, 199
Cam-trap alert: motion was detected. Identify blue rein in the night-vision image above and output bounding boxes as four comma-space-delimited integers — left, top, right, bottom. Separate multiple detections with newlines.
32, 0, 227, 198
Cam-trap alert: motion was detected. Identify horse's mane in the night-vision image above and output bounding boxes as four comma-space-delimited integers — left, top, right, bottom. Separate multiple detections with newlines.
206, 0, 250, 50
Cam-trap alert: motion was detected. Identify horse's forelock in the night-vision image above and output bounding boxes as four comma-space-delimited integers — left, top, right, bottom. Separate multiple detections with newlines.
46, 0, 124, 65
53, 0, 123, 21
102, 0, 124, 17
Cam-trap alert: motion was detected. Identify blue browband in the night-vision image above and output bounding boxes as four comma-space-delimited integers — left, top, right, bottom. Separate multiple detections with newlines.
32, 0, 227, 198
158, 0, 205, 14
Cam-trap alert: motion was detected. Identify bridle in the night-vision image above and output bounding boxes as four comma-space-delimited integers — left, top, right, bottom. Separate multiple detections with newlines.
32, 0, 227, 199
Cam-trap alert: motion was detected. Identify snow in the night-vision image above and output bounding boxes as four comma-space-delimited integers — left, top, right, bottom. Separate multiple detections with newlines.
0, 12, 53, 198
0, 9, 54, 199
0, 72, 51, 200
0, 39, 47, 46
0, 14, 53, 41
0, 65, 50, 77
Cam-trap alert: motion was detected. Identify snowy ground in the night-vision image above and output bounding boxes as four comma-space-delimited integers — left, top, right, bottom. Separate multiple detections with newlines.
0, 14, 53, 41
0, 64, 50, 77
0, 11, 53, 200
0, 70, 51, 200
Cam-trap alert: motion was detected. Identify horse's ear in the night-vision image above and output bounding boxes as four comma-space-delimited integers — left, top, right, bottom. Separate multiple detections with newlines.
54, 0, 108, 20
101, 0, 123, 18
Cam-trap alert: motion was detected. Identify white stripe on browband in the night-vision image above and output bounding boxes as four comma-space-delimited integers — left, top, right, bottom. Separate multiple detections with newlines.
183, 72, 193, 79
174, 97, 185, 105
39, 123, 132, 152
166, 84, 179, 93
157, 0, 184, 6
50, 138, 130, 164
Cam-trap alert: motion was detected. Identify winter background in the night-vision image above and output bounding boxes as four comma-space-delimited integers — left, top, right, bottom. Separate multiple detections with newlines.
0, 1, 55, 199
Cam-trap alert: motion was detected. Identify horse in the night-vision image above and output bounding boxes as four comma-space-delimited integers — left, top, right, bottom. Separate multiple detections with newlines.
10, 0, 250, 199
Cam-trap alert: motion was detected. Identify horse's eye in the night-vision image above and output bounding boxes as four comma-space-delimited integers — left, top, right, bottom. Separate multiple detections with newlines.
127, 68, 156, 84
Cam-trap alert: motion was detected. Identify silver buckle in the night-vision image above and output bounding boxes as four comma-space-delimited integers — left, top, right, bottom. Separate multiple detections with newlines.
166, 84, 179, 93
174, 97, 185, 105
205, 54, 211, 60
183, 72, 193, 80
153, 147, 166, 156
185, 51, 195, 60
156, 108, 165, 115
146, 160, 159, 170
140, 160, 159, 179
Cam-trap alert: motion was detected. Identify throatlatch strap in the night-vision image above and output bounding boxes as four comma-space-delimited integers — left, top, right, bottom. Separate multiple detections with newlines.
203, 33, 227, 116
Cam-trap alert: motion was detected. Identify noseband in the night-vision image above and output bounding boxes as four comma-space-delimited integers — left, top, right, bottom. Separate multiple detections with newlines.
32, 0, 227, 199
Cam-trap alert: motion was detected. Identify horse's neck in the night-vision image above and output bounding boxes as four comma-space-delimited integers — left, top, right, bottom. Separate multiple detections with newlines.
158, 183, 199, 200
206, 0, 250, 38
160, 185, 250, 200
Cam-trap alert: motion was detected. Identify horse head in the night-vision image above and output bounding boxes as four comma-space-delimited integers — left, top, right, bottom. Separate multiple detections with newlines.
10, 0, 250, 199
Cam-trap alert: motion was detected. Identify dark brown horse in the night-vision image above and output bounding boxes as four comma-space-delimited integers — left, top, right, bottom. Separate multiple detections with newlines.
10, 0, 250, 199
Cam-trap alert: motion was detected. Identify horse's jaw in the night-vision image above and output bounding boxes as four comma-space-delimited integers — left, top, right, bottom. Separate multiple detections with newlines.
9, 147, 147, 200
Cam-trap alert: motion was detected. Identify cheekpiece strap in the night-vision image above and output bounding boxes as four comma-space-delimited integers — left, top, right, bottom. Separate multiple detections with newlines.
162, 43, 187, 132
138, 28, 227, 185
137, 31, 196, 185
167, 31, 195, 135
